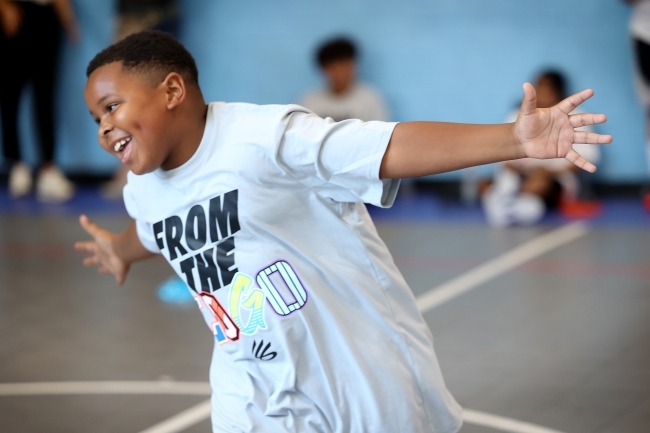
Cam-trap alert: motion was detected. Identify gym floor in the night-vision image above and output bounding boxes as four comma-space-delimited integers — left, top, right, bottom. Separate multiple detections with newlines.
1, 187, 649, 433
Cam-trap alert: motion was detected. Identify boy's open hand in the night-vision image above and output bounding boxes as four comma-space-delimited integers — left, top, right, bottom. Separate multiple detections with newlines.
75, 215, 130, 285
514, 83, 612, 173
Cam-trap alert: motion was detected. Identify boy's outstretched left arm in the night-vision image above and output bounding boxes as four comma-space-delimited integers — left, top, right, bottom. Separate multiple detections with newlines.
380, 83, 612, 179
75, 215, 156, 286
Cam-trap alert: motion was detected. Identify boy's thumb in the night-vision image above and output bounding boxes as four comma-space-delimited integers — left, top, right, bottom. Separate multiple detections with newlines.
520, 82, 537, 116
79, 214, 98, 236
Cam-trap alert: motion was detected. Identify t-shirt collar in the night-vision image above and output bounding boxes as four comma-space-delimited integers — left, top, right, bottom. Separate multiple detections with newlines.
154, 102, 216, 180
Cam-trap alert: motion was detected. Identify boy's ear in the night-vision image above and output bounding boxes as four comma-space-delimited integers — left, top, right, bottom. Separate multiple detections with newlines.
162, 72, 186, 109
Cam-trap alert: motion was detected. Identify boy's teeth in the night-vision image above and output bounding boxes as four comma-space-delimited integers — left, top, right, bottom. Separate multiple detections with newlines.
113, 138, 129, 152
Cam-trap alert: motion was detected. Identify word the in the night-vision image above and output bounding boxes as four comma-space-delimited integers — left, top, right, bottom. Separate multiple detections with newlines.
154, 190, 240, 292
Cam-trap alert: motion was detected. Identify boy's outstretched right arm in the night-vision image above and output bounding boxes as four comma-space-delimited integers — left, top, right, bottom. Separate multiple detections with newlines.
380, 84, 611, 179
75, 215, 156, 286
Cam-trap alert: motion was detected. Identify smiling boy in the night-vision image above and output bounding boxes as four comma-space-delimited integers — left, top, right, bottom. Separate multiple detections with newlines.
77, 31, 610, 433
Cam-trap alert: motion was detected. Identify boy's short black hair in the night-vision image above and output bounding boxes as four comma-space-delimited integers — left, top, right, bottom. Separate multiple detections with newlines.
86, 30, 199, 85
316, 37, 357, 68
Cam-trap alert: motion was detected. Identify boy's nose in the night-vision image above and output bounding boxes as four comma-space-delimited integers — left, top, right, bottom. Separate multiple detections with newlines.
99, 121, 113, 138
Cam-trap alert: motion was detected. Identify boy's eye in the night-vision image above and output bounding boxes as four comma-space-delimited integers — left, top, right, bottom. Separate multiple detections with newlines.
107, 103, 118, 112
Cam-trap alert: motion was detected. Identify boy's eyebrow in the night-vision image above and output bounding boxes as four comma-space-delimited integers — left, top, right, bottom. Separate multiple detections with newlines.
97, 93, 117, 105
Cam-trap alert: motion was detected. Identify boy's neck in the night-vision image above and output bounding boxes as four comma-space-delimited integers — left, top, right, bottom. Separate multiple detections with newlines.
161, 93, 208, 171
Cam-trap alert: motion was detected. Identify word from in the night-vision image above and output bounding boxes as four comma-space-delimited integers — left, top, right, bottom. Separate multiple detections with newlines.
154, 190, 240, 293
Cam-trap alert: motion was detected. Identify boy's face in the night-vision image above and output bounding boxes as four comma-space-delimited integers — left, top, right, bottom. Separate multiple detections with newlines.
535, 76, 561, 109
84, 62, 175, 175
322, 59, 356, 94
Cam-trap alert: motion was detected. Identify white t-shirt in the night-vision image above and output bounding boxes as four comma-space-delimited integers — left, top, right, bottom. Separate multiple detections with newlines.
124, 102, 462, 433
630, 0, 650, 43
300, 83, 389, 122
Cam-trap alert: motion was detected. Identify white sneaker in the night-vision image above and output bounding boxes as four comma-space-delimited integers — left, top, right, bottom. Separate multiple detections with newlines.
36, 166, 75, 203
9, 162, 33, 198
482, 186, 514, 227
511, 193, 545, 226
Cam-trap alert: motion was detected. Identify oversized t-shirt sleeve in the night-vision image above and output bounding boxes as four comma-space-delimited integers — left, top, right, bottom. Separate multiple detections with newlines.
277, 108, 400, 207
123, 181, 161, 254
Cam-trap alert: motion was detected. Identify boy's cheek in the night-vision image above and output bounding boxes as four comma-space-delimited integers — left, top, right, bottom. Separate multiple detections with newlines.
98, 140, 113, 155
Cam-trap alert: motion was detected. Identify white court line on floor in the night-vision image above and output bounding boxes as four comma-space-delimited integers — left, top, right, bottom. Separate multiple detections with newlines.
464, 409, 566, 433
137, 399, 212, 433
0, 381, 568, 433
416, 221, 589, 313
0, 381, 211, 396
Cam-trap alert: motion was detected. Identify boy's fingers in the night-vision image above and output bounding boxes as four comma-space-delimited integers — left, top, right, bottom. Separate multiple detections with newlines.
94, 264, 126, 285
83, 256, 100, 267
74, 241, 96, 252
569, 113, 607, 128
557, 89, 594, 114
519, 82, 537, 116
574, 131, 613, 145
79, 214, 100, 237
565, 149, 597, 173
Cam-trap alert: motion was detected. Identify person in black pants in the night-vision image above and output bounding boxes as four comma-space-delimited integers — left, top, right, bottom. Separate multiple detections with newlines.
0, 0, 78, 202
625, 0, 650, 209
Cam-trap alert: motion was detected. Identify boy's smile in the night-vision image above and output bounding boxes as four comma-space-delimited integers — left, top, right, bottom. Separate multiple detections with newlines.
84, 62, 181, 175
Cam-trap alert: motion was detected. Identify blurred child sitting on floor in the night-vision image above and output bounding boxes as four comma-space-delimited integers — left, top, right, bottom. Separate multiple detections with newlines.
300, 37, 388, 122
482, 70, 601, 227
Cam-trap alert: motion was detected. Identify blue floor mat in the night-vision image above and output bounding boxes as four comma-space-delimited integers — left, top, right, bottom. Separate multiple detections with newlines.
368, 191, 650, 227
0, 186, 127, 216
2, 186, 650, 227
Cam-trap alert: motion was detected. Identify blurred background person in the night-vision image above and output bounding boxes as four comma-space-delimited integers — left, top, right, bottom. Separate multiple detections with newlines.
101, 0, 179, 198
625, 0, 650, 209
115, 0, 178, 42
481, 70, 601, 227
300, 37, 388, 122
0, 0, 78, 203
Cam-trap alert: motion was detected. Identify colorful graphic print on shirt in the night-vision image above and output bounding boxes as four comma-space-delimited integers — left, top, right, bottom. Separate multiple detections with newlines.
151, 189, 309, 347
195, 263, 308, 345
